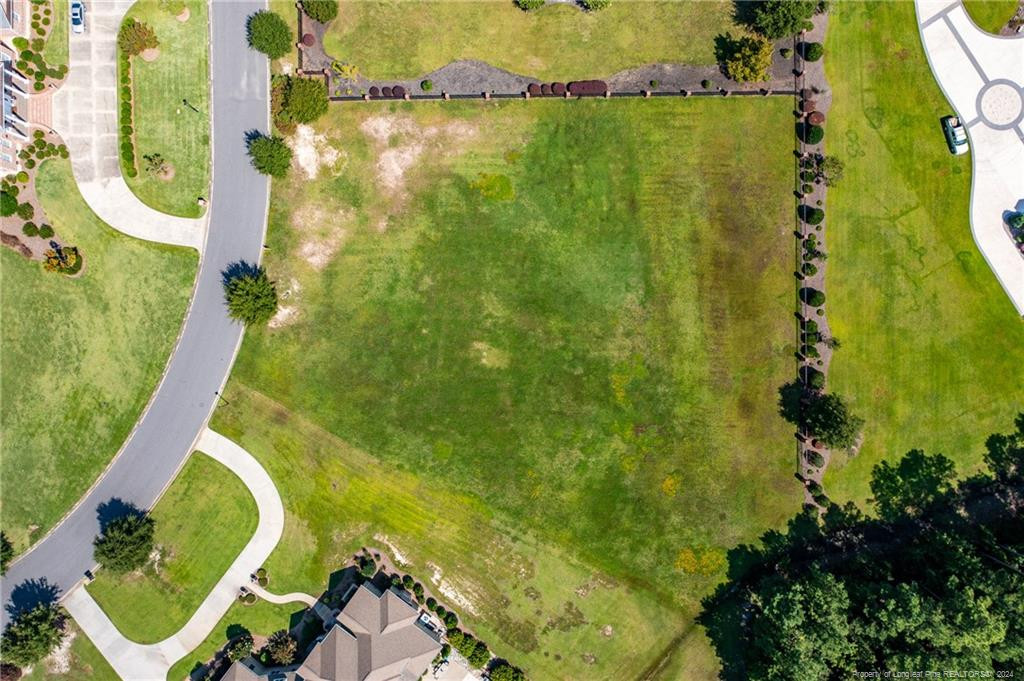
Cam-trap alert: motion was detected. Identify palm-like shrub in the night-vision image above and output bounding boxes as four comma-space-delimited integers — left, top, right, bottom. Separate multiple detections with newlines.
118, 19, 159, 56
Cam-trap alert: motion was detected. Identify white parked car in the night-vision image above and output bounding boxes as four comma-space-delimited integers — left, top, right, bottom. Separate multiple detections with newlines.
71, 1, 86, 34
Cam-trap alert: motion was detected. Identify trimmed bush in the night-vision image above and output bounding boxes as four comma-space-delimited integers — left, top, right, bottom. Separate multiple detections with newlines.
16, 202, 34, 220
578, 0, 610, 9
22, 221, 39, 236
805, 449, 825, 467
16, 171, 30, 183
515, 0, 545, 9
247, 10, 292, 60
800, 41, 824, 62
722, 34, 774, 83
798, 122, 825, 145
0, 191, 17, 217
93, 512, 156, 573
800, 287, 826, 307
802, 262, 818, 276
801, 365, 825, 390
281, 76, 328, 123
223, 261, 279, 325
247, 133, 292, 177
302, 0, 338, 23
12, 37, 29, 50
801, 344, 820, 359
39, 224, 54, 239
799, 205, 825, 225
701, 79, 712, 89
420, 79, 433, 92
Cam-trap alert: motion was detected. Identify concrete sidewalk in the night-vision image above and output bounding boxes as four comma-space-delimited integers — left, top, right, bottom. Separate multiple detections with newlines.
916, 0, 1024, 315
51, 0, 206, 251
64, 429, 284, 680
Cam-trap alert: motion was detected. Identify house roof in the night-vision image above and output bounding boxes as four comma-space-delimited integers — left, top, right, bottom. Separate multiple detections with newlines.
299, 583, 441, 681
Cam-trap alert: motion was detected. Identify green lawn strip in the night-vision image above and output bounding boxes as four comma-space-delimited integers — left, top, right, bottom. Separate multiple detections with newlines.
823, 1, 1024, 504
21, 622, 118, 681
962, 0, 1018, 32
121, 0, 210, 218
86, 452, 257, 643
0, 158, 196, 552
219, 96, 798, 677
269, 0, 300, 75
324, 1, 739, 81
166, 600, 301, 681
212, 386, 686, 681
42, 0, 68, 69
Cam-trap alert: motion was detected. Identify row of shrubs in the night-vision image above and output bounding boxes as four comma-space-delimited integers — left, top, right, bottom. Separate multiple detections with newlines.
118, 50, 138, 177
367, 85, 407, 99
515, 0, 610, 10
525, 80, 608, 97
11, 35, 67, 90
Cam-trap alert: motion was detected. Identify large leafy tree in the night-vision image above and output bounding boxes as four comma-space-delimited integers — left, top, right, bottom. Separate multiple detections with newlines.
223, 263, 278, 326
0, 532, 13, 575
751, 0, 824, 39
301, 0, 337, 23
721, 34, 774, 83
700, 415, 1024, 680
93, 513, 155, 573
265, 630, 297, 665
0, 604, 65, 668
803, 392, 863, 449
246, 10, 292, 60
118, 19, 159, 56
247, 134, 292, 178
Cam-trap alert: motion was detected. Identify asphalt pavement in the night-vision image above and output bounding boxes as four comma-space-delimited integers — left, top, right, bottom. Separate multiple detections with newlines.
1, 0, 270, 626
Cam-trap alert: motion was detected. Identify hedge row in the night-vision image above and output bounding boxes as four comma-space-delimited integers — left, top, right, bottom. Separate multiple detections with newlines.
118, 51, 138, 177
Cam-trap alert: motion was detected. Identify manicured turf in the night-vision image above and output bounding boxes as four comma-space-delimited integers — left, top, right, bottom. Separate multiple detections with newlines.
218, 97, 800, 678
167, 600, 302, 681
324, 1, 739, 81
42, 0, 68, 69
121, 0, 210, 218
823, 2, 1024, 504
962, 0, 1018, 32
21, 622, 118, 681
0, 159, 196, 553
87, 452, 257, 643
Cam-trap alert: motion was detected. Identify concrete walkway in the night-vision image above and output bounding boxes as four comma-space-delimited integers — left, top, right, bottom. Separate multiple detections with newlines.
51, 0, 206, 251
247, 582, 316, 608
64, 429, 284, 681
916, 0, 1024, 315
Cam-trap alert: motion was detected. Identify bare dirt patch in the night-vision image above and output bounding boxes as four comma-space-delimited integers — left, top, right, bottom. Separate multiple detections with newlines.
175, 6, 190, 22
291, 204, 352, 271
44, 628, 75, 674
157, 163, 176, 182
289, 124, 344, 180
140, 48, 160, 62
471, 341, 510, 369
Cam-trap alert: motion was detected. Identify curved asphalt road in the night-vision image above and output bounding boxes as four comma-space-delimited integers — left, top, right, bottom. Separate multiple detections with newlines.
1, 0, 270, 625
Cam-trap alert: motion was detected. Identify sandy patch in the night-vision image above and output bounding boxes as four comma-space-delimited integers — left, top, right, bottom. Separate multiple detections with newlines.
376, 143, 424, 191
471, 341, 509, 369
175, 7, 190, 21
374, 534, 409, 565
158, 163, 176, 182
141, 48, 160, 62
601, 624, 614, 638
289, 124, 344, 180
45, 629, 75, 674
291, 205, 352, 271
269, 305, 298, 329
436, 579, 479, 616
280, 61, 294, 75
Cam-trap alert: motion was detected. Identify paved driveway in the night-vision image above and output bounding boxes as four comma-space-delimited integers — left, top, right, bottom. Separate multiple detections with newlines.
1, 0, 270, 627
916, 0, 1024, 315
52, 0, 206, 250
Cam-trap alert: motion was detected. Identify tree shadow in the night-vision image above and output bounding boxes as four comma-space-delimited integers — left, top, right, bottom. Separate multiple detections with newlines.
5, 577, 61, 618
95, 498, 144, 533
777, 380, 804, 426
221, 260, 261, 286
713, 33, 740, 76
243, 129, 265, 146
225, 623, 251, 640
732, 0, 760, 29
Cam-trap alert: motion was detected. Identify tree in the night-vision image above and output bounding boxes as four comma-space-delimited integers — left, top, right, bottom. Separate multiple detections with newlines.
359, 555, 376, 579
803, 392, 862, 449
870, 450, 955, 521
721, 34, 774, 83
0, 532, 12, 575
751, 0, 823, 39
265, 630, 296, 665
93, 512, 155, 573
227, 632, 254, 661
143, 153, 169, 177
490, 662, 526, 681
799, 41, 824, 62
818, 155, 844, 186
0, 604, 65, 668
247, 133, 292, 178
0, 191, 16, 217
798, 122, 825, 145
223, 262, 278, 326
301, 0, 337, 23
515, 0, 545, 9
578, 0, 610, 9
700, 416, 1024, 680
798, 204, 824, 224
118, 19, 159, 56
799, 287, 825, 307
983, 413, 1024, 480
282, 76, 328, 124
246, 11, 292, 60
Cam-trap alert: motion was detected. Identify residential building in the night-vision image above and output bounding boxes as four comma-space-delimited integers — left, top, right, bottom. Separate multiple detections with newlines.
0, 0, 30, 41
225, 583, 442, 681
1, 43, 30, 172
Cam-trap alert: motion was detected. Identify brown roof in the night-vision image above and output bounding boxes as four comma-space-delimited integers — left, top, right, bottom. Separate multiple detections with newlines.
298, 584, 441, 681
221, 662, 263, 681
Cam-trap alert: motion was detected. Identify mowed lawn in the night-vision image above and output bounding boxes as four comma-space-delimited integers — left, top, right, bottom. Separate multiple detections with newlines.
87, 452, 257, 643
43, 0, 68, 69
218, 97, 799, 678
122, 0, 210, 217
0, 159, 196, 553
823, 1, 1024, 504
325, 1, 738, 81
962, 0, 1018, 32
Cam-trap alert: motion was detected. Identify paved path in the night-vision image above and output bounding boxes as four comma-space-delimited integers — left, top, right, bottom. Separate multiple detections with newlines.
64, 429, 284, 681
916, 0, 1024, 315
51, 0, 206, 251
1, 0, 270, 628
247, 582, 317, 608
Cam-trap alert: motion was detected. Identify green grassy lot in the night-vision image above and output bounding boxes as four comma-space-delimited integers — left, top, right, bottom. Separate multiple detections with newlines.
87, 452, 257, 643
21, 623, 117, 681
167, 601, 302, 681
42, 0, 68, 69
823, 1, 1024, 504
963, 0, 1018, 32
121, 0, 210, 218
216, 96, 800, 678
0, 159, 196, 553
324, 1, 739, 81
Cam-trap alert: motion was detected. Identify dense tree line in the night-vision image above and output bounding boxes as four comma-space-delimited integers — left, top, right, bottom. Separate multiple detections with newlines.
699, 414, 1024, 679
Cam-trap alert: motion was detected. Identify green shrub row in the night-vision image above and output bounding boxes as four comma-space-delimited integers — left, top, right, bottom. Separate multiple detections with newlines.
118, 51, 138, 177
